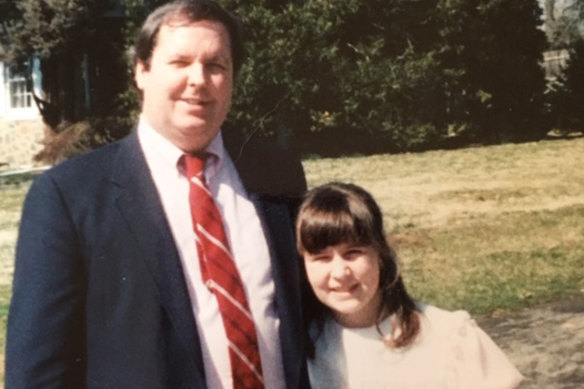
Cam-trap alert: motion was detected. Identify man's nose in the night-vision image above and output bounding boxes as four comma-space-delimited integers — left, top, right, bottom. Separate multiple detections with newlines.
188, 63, 206, 86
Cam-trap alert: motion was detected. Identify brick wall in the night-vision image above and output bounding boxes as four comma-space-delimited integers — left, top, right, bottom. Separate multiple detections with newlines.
0, 118, 45, 168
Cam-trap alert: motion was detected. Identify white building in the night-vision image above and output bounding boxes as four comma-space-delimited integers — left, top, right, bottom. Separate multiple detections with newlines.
0, 55, 45, 168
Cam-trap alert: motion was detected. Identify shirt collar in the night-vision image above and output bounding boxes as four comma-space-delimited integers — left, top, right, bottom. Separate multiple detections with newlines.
202, 126, 225, 181
137, 115, 225, 180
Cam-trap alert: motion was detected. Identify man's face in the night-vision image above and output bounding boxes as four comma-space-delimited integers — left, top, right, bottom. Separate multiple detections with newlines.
135, 20, 233, 152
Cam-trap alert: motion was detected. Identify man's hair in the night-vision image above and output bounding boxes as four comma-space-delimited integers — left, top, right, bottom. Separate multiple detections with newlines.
296, 182, 420, 353
134, 0, 246, 74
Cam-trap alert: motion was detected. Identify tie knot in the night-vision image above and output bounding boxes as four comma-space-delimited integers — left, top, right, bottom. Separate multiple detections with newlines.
182, 153, 208, 180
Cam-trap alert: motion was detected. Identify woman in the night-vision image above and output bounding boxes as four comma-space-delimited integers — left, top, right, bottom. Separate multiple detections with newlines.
296, 182, 523, 389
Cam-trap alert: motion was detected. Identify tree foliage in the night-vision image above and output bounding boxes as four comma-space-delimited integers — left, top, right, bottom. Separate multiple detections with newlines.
3, 0, 135, 162
544, 0, 584, 49
10, 0, 98, 59
543, 0, 584, 132
225, 0, 548, 153
2, 0, 552, 158
463, 0, 546, 141
547, 38, 584, 130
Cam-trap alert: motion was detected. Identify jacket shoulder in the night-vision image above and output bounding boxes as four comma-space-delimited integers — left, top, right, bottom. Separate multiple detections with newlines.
226, 136, 307, 200
42, 134, 132, 184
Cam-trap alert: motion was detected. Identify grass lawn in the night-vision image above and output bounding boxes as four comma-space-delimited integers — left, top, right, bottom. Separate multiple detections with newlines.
303, 136, 584, 314
0, 136, 583, 382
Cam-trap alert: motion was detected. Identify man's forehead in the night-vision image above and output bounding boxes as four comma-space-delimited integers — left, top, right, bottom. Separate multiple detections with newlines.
161, 16, 228, 33
158, 20, 230, 42
154, 20, 232, 53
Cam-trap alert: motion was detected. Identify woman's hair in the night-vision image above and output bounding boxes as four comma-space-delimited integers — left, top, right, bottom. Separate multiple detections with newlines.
296, 182, 420, 354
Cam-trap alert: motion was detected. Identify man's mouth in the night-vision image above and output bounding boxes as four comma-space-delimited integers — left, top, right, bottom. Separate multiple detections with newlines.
180, 98, 210, 106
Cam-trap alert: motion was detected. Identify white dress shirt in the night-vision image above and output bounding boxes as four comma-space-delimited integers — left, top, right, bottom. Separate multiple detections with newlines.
138, 117, 286, 389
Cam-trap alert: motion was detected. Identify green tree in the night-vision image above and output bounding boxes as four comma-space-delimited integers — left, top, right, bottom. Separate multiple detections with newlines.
544, 0, 584, 48
549, 38, 584, 130
9, 0, 101, 124
226, 0, 548, 153
224, 0, 447, 155
3, 0, 137, 162
1, 0, 553, 159
435, 0, 547, 143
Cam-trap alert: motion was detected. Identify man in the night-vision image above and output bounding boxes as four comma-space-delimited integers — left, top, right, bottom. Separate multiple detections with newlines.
5, 1, 309, 388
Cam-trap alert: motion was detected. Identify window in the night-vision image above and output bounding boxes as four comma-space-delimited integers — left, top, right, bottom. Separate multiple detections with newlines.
6, 63, 33, 109
1, 58, 41, 119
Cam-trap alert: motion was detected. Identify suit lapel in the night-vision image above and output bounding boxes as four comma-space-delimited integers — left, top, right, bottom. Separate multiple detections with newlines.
104, 132, 305, 388
109, 132, 206, 385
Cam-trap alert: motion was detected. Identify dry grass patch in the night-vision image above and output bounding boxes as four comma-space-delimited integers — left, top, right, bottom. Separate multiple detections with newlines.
0, 184, 29, 287
303, 137, 584, 314
305, 137, 584, 229
396, 205, 584, 313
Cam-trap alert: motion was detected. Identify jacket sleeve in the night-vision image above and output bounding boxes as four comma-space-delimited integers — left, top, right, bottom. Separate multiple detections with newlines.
5, 173, 86, 388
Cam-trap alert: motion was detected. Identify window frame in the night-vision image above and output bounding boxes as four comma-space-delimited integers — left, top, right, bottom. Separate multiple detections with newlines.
0, 58, 41, 120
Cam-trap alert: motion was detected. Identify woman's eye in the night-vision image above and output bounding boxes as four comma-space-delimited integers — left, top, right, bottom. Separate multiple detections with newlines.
345, 248, 364, 258
307, 254, 329, 262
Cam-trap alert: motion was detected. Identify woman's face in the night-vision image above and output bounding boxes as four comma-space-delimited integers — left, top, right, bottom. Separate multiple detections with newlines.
303, 242, 382, 328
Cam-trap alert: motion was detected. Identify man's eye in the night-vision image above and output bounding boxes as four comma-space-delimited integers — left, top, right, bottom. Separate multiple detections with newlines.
169, 59, 189, 66
208, 62, 226, 71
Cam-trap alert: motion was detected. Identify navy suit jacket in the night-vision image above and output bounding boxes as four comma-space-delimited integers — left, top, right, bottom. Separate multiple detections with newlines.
5, 131, 310, 388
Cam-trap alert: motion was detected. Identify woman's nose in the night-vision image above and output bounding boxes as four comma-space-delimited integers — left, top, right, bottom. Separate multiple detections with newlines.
330, 256, 350, 279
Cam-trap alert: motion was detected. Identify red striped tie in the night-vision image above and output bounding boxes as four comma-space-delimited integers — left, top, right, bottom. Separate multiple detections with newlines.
183, 154, 264, 389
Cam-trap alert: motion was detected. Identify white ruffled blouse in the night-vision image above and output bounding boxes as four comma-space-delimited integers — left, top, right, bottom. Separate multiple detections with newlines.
307, 304, 523, 389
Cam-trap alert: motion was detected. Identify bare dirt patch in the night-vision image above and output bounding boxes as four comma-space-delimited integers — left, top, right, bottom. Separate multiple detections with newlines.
479, 293, 584, 389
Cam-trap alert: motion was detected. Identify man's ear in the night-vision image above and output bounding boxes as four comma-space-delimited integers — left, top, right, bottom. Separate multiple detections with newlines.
134, 60, 148, 90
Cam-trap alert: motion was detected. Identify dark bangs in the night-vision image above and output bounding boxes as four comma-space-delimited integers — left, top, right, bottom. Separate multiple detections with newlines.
297, 186, 374, 254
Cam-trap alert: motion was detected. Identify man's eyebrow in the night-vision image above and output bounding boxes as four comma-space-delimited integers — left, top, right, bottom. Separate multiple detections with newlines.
209, 54, 231, 63
165, 52, 231, 64
168, 53, 191, 60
